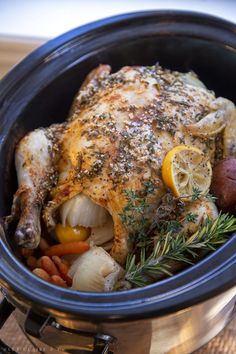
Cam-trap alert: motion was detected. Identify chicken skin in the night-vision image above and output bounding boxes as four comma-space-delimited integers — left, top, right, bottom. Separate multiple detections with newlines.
10, 64, 235, 264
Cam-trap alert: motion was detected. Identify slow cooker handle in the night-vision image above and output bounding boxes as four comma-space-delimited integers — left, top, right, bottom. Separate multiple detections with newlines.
0, 297, 19, 354
0, 297, 116, 354
24, 309, 117, 354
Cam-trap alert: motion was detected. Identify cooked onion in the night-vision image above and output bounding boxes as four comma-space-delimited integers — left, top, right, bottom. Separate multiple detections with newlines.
101, 240, 113, 251
60, 194, 109, 228
69, 246, 124, 292
90, 216, 114, 246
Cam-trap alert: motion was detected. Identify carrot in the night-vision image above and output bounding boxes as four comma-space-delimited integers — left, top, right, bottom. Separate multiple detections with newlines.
20, 248, 34, 258
40, 256, 60, 276
52, 256, 72, 286
44, 241, 89, 257
52, 256, 69, 275
33, 268, 50, 281
61, 258, 70, 268
51, 275, 67, 287
26, 256, 38, 270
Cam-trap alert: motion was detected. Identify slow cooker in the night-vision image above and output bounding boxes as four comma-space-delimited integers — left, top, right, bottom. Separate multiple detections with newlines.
0, 11, 236, 354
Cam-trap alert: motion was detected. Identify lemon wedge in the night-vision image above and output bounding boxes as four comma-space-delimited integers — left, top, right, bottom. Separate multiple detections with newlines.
162, 145, 212, 198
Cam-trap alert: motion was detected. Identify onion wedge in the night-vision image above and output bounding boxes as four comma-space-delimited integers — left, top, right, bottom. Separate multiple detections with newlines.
60, 194, 109, 228
69, 246, 124, 292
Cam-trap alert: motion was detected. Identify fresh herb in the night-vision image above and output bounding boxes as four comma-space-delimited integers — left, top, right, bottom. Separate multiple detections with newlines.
191, 187, 202, 201
194, 113, 203, 122
120, 183, 156, 247
182, 188, 217, 203
125, 213, 236, 287
178, 136, 185, 145
143, 181, 156, 194
185, 212, 198, 223
156, 219, 182, 235
154, 115, 177, 135
206, 192, 217, 202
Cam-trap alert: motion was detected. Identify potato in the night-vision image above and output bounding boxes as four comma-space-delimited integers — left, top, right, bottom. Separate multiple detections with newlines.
210, 158, 236, 214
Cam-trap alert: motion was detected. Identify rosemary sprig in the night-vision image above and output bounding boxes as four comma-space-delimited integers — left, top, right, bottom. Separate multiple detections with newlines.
125, 213, 236, 287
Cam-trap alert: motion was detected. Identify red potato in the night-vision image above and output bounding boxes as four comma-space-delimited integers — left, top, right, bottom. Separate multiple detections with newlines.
210, 158, 236, 214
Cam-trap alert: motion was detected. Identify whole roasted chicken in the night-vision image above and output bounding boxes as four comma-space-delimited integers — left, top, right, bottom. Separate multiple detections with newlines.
9, 63, 236, 272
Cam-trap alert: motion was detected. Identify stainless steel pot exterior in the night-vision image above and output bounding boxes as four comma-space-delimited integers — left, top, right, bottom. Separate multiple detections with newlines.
13, 287, 235, 354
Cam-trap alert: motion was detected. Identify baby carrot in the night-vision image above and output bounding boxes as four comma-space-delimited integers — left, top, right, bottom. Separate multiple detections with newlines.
26, 256, 38, 270
44, 241, 89, 257
52, 256, 72, 286
32, 268, 50, 282
51, 275, 67, 287
51, 256, 69, 276
40, 256, 60, 276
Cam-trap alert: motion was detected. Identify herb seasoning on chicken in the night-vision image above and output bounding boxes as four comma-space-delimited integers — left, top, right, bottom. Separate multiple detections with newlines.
4, 63, 236, 292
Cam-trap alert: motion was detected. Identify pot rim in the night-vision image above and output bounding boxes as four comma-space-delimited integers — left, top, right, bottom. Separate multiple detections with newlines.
0, 10, 236, 321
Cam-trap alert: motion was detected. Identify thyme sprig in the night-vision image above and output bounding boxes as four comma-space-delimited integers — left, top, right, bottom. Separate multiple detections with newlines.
180, 187, 217, 202
125, 213, 236, 287
206, 192, 217, 202
120, 185, 218, 248
119, 182, 156, 247
185, 212, 198, 223
191, 187, 202, 201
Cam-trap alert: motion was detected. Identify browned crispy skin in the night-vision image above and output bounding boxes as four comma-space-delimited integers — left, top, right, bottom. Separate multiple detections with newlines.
43, 65, 226, 264
80, 64, 111, 90
11, 64, 234, 263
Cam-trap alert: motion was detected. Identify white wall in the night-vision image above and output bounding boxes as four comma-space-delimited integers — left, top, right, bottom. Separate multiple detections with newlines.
0, 0, 235, 40
0, 0, 235, 78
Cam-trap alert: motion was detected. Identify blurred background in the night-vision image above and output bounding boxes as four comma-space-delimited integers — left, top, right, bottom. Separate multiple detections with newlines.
0, 0, 236, 78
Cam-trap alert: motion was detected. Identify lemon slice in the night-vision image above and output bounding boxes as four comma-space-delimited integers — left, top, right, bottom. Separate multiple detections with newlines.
162, 145, 212, 198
